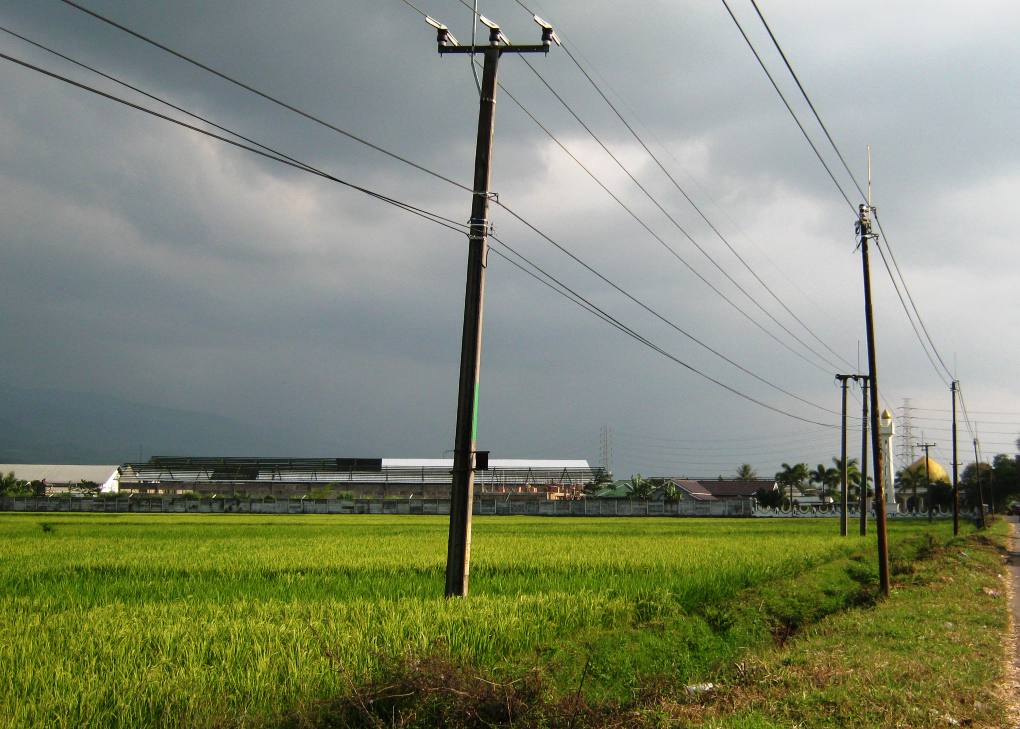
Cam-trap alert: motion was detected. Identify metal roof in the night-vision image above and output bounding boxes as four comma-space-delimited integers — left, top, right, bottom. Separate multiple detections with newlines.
384, 458, 591, 469
0, 464, 119, 484
116, 456, 601, 486
670, 479, 717, 501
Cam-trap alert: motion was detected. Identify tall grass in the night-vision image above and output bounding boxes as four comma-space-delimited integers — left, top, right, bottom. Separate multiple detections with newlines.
0, 514, 947, 728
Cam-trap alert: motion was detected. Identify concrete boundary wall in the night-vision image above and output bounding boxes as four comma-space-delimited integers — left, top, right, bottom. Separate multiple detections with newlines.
0, 498, 973, 518
0, 496, 753, 517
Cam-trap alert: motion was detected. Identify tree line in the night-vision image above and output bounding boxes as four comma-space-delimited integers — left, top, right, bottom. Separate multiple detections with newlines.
751, 436, 1020, 511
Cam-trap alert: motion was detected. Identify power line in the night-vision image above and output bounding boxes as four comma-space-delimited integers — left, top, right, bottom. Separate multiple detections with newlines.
396, 0, 429, 19
516, 52, 848, 374
613, 428, 837, 445
871, 238, 950, 387
487, 234, 837, 427
503, 0, 853, 371
717, 0, 855, 212
873, 211, 955, 380
414, 4, 843, 386
0, 46, 838, 430
747, 0, 865, 205
745, 0, 957, 387
515, 2, 835, 329
448, 1, 846, 375
557, 42, 854, 371
612, 440, 844, 458
0, 51, 469, 236
491, 74, 831, 376
957, 382, 977, 441
910, 407, 1020, 416
57, 0, 472, 193
0, 25, 318, 176
61, 0, 838, 415
492, 198, 838, 415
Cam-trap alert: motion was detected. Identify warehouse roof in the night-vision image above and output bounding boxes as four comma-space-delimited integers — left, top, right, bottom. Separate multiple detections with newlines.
0, 464, 118, 484
116, 456, 600, 485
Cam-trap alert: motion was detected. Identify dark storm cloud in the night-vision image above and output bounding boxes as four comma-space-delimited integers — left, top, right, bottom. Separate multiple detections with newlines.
2, 0, 1018, 474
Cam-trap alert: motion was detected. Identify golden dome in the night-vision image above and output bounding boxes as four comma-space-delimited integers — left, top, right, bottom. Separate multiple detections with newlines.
904, 456, 950, 483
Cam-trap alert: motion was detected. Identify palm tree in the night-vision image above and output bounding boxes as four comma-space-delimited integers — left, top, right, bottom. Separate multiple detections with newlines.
776, 462, 809, 505
832, 457, 861, 486
626, 473, 653, 500
0, 471, 28, 497
828, 457, 862, 502
736, 463, 757, 480
810, 463, 840, 501
662, 481, 681, 503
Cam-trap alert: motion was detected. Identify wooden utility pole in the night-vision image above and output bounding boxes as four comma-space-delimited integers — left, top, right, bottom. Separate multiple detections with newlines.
973, 438, 986, 528
917, 441, 936, 522
835, 374, 852, 536
856, 200, 890, 596
951, 381, 959, 535
431, 14, 557, 597
859, 375, 869, 535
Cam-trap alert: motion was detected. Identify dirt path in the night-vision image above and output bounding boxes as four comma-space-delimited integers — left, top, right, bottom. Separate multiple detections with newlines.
1006, 518, 1020, 727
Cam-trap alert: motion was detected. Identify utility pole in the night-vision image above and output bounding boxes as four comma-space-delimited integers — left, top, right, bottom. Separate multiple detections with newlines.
856, 188, 890, 596
859, 375, 869, 536
973, 438, 986, 528
835, 374, 852, 536
917, 441, 936, 522
429, 13, 558, 598
951, 381, 959, 535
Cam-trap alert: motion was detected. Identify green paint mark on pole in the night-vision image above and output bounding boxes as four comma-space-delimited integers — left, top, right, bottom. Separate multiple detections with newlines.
471, 384, 479, 442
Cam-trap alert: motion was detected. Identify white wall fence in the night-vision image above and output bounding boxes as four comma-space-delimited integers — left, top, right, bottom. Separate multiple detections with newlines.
752, 503, 976, 519
0, 496, 975, 518
0, 496, 752, 517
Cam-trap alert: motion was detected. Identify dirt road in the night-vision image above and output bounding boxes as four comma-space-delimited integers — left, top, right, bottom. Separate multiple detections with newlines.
1006, 518, 1020, 726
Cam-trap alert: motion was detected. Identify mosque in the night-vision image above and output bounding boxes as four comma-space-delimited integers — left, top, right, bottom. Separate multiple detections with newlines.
897, 454, 951, 511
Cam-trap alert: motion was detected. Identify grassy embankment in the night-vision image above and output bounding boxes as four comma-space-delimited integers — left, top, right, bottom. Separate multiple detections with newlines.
0, 514, 1006, 728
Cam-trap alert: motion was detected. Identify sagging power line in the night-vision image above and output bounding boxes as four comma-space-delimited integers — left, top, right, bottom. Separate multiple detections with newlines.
55, 0, 839, 420
734, 0, 958, 390
0, 34, 839, 431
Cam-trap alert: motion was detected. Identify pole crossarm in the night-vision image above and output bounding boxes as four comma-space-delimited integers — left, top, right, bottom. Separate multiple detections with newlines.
440, 45, 550, 54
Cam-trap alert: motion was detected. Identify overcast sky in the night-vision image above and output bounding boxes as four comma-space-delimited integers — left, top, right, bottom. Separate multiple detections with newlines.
1, 0, 1018, 477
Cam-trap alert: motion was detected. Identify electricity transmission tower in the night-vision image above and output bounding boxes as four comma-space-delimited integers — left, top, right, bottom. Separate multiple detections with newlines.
599, 425, 613, 477
896, 399, 915, 471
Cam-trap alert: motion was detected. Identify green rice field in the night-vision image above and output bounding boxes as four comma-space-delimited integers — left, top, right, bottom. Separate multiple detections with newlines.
0, 514, 961, 728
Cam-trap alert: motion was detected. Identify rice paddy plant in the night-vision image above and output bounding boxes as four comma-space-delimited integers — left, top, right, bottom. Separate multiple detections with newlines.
0, 514, 951, 728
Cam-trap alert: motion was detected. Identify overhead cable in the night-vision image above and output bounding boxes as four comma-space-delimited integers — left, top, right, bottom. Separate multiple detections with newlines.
0, 47, 837, 428
0, 52, 469, 235
558, 40, 854, 371
718, 0, 855, 212
450, 0, 846, 374
58, 0, 472, 193
517, 52, 848, 374
492, 75, 831, 376
745, 0, 956, 385
59, 0, 837, 407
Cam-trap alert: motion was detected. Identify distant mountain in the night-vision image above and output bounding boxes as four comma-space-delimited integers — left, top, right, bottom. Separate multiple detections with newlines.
0, 384, 285, 464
